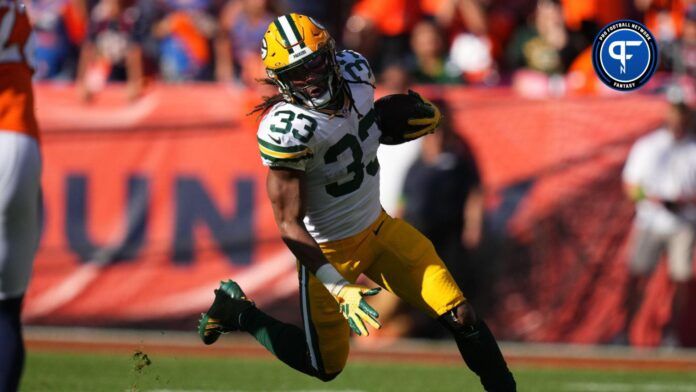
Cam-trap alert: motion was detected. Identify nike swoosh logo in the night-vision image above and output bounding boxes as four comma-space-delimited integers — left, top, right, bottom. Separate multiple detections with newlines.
373, 220, 386, 236
269, 135, 282, 144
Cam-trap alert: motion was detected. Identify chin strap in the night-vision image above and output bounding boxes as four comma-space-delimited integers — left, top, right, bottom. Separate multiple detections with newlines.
343, 77, 376, 119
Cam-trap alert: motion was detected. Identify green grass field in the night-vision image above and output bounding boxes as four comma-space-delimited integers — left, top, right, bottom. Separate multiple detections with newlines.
21, 350, 696, 392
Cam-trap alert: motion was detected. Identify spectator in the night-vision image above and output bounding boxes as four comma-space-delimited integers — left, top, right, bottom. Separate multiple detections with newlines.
621, 96, 696, 346
662, 5, 696, 78
379, 62, 412, 93
215, 0, 276, 82
401, 100, 484, 300
448, 27, 496, 84
408, 19, 462, 84
30, 0, 87, 80
343, 0, 422, 72
282, 0, 343, 40
638, 0, 687, 43
76, 0, 145, 101
430, 0, 487, 36
152, 0, 217, 81
418, 1, 496, 84
505, 0, 586, 75
560, 0, 624, 32
486, 1, 526, 66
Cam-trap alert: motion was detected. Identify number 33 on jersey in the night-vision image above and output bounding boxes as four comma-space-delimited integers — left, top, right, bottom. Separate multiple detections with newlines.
257, 50, 382, 243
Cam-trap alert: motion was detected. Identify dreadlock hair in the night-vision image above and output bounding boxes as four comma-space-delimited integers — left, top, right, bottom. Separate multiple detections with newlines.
247, 77, 375, 119
249, 78, 287, 117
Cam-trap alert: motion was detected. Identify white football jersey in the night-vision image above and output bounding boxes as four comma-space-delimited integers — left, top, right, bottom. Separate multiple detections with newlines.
623, 128, 696, 232
257, 50, 382, 242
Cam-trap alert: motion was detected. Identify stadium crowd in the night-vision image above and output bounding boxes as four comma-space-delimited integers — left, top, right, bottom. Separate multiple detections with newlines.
29, 0, 696, 100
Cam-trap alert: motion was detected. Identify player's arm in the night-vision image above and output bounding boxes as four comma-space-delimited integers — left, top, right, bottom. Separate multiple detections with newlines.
265, 168, 381, 336
622, 142, 650, 203
266, 167, 329, 274
623, 181, 688, 212
624, 181, 665, 205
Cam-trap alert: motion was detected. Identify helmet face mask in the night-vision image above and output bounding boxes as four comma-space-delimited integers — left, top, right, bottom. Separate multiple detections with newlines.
262, 14, 344, 110
274, 45, 342, 109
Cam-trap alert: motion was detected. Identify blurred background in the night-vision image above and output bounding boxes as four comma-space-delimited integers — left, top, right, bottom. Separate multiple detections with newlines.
23, 0, 696, 349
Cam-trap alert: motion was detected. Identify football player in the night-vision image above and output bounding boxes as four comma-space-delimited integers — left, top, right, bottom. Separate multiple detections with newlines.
0, 1, 42, 391
199, 13, 516, 391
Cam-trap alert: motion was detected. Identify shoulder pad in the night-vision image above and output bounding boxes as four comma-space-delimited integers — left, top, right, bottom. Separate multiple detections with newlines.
257, 105, 321, 170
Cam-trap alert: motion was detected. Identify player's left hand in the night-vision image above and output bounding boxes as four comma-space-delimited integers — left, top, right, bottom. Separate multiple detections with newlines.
403, 90, 442, 140
334, 284, 382, 336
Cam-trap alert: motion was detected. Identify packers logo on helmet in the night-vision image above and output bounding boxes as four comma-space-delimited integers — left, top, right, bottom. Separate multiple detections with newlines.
262, 14, 343, 109
261, 37, 268, 60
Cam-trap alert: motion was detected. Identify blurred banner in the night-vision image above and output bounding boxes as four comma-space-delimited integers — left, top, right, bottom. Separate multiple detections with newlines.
24, 84, 695, 347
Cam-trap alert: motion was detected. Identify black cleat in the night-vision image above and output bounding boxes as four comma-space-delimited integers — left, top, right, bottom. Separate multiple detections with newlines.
197, 279, 255, 345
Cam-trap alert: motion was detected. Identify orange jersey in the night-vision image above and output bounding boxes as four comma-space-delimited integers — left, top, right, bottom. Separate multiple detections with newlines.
0, 0, 39, 141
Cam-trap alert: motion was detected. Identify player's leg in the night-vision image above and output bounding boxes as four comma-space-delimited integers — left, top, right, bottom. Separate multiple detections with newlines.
0, 297, 24, 392
198, 268, 350, 381
364, 213, 515, 391
0, 132, 42, 392
296, 265, 351, 380
623, 225, 664, 337
663, 223, 696, 343
199, 280, 320, 379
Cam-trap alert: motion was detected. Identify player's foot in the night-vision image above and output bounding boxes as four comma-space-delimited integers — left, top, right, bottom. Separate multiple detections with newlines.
198, 279, 255, 345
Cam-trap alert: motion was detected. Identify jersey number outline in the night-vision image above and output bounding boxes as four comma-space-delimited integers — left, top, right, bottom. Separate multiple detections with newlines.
323, 111, 379, 197
269, 110, 317, 144
338, 50, 373, 82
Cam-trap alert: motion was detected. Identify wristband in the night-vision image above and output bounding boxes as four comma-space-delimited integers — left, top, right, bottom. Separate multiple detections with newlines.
315, 264, 348, 296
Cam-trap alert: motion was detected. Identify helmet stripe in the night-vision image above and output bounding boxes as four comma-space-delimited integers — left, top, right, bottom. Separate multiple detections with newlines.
273, 19, 294, 52
286, 15, 307, 49
277, 15, 301, 50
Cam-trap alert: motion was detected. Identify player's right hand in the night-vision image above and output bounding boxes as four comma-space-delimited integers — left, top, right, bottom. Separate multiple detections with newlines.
404, 90, 442, 140
333, 284, 382, 336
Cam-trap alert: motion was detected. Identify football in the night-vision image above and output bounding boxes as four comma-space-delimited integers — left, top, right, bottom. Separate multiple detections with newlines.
374, 90, 439, 145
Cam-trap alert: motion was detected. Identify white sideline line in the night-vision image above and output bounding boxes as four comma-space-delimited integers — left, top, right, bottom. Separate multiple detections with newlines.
564, 382, 696, 392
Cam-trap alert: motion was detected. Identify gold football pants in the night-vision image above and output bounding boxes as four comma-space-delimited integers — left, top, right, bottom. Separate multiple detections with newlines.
298, 210, 465, 375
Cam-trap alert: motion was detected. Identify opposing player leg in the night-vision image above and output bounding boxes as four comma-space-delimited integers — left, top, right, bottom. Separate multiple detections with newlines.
0, 132, 42, 392
198, 268, 349, 382
0, 297, 24, 392
363, 213, 516, 391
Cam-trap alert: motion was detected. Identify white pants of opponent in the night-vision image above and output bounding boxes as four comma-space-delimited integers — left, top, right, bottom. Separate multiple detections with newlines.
0, 131, 41, 301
